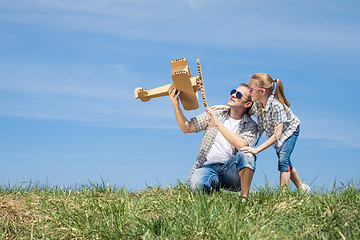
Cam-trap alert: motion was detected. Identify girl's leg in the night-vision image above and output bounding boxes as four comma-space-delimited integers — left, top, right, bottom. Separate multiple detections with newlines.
280, 171, 290, 187
277, 126, 301, 188
290, 167, 302, 188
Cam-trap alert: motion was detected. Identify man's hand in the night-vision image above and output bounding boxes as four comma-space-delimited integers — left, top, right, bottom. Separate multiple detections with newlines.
169, 88, 180, 106
240, 146, 259, 155
204, 108, 220, 127
169, 87, 196, 133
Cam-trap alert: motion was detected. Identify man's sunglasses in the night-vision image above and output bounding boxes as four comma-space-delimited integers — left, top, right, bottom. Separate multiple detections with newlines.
230, 89, 249, 101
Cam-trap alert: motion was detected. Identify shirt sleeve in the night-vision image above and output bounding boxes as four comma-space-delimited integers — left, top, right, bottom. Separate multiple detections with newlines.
239, 120, 258, 147
191, 112, 210, 133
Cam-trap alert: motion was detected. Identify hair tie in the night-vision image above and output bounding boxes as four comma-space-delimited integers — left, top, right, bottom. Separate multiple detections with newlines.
273, 79, 277, 83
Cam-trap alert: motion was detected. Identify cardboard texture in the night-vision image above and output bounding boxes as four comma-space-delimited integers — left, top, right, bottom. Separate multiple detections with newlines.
134, 58, 208, 110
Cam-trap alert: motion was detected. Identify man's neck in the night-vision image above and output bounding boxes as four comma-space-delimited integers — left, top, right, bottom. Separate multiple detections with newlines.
229, 107, 246, 120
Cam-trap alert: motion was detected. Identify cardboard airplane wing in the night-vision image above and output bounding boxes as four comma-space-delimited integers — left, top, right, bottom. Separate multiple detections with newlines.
134, 58, 208, 110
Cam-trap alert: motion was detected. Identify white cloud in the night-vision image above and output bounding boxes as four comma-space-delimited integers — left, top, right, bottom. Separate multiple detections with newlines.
1, 0, 359, 51
0, 0, 359, 132
0, 92, 178, 126
185, 0, 218, 8
0, 60, 181, 125
0, 63, 134, 100
299, 113, 360, 149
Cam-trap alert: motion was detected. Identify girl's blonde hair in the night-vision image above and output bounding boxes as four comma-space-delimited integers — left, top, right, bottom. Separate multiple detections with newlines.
250, 73, 290, 110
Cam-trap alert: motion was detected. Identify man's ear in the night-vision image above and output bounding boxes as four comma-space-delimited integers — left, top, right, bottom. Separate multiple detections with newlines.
245, 101, 253, 109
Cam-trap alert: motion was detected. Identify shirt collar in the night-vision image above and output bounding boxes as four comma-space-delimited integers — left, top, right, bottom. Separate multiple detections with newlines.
225, 108, 251, 124
241, 112, 252, 124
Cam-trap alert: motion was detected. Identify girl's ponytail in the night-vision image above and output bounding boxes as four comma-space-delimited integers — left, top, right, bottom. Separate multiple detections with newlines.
274, 78, 290, 112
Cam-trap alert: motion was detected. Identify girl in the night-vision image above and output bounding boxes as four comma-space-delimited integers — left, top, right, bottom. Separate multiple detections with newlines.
241, 73, 309, 192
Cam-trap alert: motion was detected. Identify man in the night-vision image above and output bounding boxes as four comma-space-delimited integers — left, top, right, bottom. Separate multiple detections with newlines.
169, 84, 258, 198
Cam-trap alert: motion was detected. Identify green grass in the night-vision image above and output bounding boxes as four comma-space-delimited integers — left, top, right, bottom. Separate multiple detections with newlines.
1, 180, 359, 239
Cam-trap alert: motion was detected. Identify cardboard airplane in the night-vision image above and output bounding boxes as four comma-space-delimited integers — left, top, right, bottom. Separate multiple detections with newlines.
134, 58, 208, 110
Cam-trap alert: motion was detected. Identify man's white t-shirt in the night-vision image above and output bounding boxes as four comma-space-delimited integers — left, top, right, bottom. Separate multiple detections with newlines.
203, 115, 241, 165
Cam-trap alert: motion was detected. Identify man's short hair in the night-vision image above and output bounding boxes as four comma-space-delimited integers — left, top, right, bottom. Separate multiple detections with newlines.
240, 83, 253, 113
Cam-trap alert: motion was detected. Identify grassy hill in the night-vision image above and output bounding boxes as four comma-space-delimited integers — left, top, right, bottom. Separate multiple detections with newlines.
1, 181, 359, 239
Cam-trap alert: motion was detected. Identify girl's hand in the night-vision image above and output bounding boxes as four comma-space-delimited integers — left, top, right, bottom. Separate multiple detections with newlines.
210, 105, 229, 111
240, 146, 259, 155
204, 108, 220, 127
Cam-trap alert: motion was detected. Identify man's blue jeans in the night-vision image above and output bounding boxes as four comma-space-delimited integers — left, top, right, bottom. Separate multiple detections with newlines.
189, 151, 256, 194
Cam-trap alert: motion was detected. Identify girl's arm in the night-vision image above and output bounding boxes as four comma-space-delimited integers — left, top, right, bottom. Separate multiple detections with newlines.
241, 123, 283, 155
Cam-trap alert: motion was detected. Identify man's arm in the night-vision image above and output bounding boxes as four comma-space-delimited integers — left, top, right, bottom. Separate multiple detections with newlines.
216, 122, 249, 149
204, 108, 248, 150
169, 88, 196, 133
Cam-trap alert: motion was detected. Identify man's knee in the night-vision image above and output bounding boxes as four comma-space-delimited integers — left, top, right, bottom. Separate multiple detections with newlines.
234, 151, 256, 172
189, 169, 216, 194
189, 176, 205, 193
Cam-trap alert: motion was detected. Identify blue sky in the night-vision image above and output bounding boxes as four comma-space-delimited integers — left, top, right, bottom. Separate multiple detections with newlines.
1, 0, 359, 191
